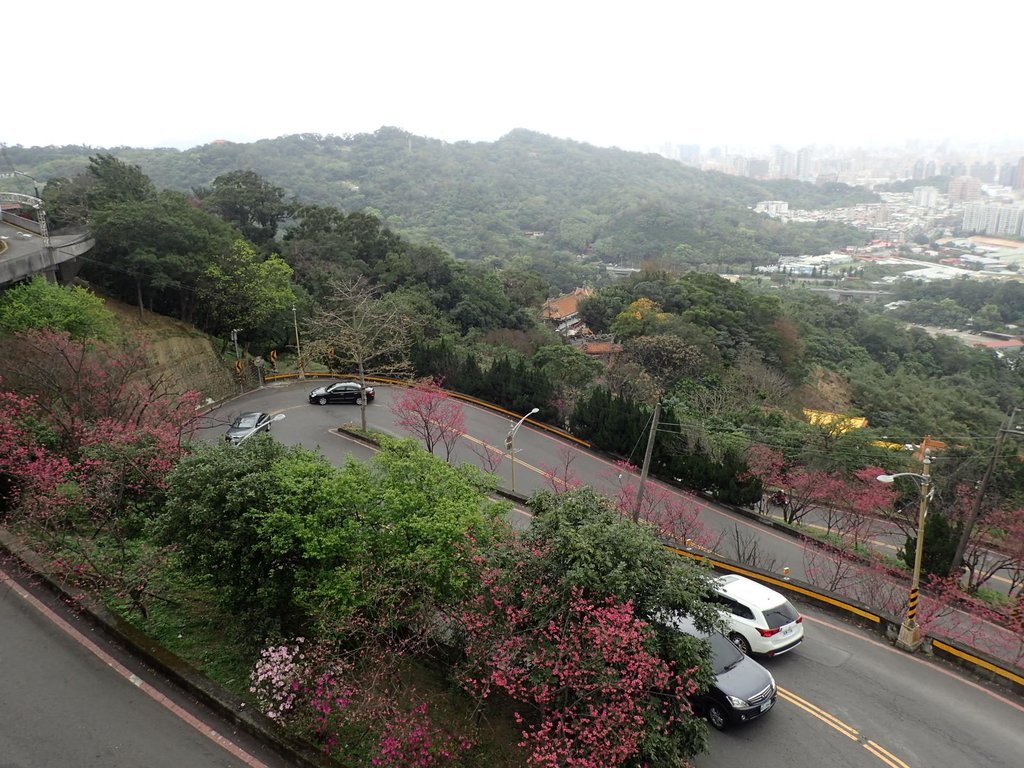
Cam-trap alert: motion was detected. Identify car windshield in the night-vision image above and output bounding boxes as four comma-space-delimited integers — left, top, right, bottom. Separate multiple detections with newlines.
764, 601, 800, 629
707, 630, 744, 673
236, 414, 261, 428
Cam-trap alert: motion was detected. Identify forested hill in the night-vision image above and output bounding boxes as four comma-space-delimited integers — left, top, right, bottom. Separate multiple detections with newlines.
6, 129, 875, 264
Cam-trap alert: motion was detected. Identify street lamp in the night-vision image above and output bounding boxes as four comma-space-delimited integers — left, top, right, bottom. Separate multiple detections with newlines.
292, 306, 305, 381
506, 407, 539, 494
877, 456, 933, 653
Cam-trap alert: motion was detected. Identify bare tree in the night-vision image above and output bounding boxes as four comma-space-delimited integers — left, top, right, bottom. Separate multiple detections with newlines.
308, 277, 414, 431
725, 524, 779, 572
467, 440, 505, 475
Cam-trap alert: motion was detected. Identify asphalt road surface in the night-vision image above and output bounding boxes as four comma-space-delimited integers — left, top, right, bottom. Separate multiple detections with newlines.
0, 562, 293, 768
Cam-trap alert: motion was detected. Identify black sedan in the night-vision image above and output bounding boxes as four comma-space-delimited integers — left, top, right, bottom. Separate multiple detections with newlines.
308, 381, 375, 406
224, 412, 273, 444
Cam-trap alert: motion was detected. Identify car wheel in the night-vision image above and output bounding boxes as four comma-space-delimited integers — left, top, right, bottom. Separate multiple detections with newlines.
356, 395, 364, 405
317, 396, 327, 406
707, 703, 728, 731
729, 633, 752, 655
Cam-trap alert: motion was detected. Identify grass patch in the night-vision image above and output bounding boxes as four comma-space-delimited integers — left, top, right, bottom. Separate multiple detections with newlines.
106, 556, 255, 696
104, 555, 527, 766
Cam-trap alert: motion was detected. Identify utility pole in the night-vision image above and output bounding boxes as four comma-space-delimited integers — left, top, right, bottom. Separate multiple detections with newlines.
950, 407, 1021, 574
899, 451, 931, 652
633, 402, 661, 523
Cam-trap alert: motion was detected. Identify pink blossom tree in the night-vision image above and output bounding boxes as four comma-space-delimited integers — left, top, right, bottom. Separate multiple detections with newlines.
390, 379, 466, 463
537, 444, 584, 494
454, 488, 717, 766
960, 503, 1024, 595
0, 331, 201, 616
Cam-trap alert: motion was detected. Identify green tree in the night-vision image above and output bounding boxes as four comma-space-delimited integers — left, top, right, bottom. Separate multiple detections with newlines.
532, 342, 602, 416
88, 190, 237, 322
624, 333, 705, 394
197, 239, 297, 343
156, 438, 335, 635
156, 436, 506, 634
197, 170, 292, 248
86, 153, 156, 209
901, 510, 961, 578
0, 277, 115, 340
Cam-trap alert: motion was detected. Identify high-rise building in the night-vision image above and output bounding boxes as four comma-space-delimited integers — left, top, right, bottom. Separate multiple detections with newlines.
998, 163, 1017, 187
774, 148, 796, 178
948, 176, 982, 204
676, 144, 700, 164
962, 203, 1024, 236
970, 161, 997, 183
1016, 157, 1024, 190
796, 146, 815, 180
913, 186, 939, 208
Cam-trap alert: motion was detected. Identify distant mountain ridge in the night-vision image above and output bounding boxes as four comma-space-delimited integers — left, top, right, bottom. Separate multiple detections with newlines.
4, 129, 875, 264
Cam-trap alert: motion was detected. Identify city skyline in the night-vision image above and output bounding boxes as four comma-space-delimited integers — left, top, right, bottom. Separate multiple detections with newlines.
6, 1, 1023, 155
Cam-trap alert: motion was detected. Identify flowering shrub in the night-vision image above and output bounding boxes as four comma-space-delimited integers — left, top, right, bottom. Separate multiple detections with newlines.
249, 636, 473, 766
250, 640, 311, 721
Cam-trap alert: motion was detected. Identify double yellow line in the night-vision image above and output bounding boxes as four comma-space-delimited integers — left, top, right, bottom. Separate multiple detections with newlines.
778, 687, 911, 768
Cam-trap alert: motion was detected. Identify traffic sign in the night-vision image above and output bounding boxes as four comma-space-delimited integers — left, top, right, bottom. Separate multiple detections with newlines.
269, 349, 278, 363
234, 358, 243, 374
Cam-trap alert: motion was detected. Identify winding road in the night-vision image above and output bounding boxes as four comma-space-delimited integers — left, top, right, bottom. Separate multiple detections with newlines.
2, 380, 1020, 768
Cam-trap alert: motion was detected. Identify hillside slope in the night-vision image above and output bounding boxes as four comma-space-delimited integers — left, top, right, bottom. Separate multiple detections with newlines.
102, 297, 236, 403
6, 130, 874, 264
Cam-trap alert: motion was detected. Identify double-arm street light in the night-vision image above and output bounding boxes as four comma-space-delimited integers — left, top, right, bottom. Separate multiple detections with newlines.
877, 455, 933, 653
505, 407, 539, 495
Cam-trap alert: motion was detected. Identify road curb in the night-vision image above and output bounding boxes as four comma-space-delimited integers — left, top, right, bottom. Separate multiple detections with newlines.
0, 528, 338, 768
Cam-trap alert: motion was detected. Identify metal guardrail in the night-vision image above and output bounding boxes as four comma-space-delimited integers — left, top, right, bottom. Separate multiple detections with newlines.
665, 541, 1024, 696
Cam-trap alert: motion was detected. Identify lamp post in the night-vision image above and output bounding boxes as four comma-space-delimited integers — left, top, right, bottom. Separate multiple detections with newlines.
877, 456, 933, 653
292, 306, 305, 380
506, 407, 539, 494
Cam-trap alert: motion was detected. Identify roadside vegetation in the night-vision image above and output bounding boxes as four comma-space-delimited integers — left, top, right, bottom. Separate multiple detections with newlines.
2, 147, 1023, 764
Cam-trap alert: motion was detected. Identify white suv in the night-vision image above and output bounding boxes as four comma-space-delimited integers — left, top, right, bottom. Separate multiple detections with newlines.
712, 574, 803, 657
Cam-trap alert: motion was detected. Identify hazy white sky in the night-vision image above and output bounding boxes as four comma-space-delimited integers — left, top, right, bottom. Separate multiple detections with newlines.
6, 1, 1022, 154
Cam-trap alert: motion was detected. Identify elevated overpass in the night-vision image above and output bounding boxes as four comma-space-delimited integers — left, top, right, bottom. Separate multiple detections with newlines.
0, 197, 93, 287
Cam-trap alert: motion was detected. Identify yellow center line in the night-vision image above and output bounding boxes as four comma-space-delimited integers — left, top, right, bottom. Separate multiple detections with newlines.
777, 687, 913, 768
865, 740, 912, 768
777, 687, 859, 740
